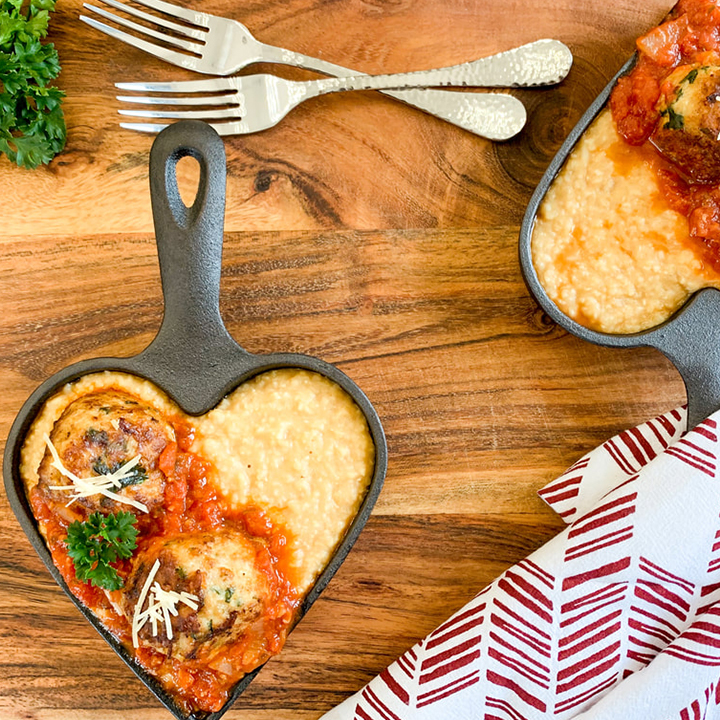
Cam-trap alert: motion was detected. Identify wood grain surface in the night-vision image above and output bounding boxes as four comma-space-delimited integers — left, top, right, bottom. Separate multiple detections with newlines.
0, 0, 683, 718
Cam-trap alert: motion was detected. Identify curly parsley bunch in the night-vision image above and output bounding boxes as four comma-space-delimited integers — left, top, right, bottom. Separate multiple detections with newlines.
0, 0, 66, 169
65, 511, 139, 591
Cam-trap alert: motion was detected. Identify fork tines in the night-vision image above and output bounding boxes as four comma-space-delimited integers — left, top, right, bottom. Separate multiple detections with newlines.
116, 78, 242, 124
118, 122, 238, 135
80, 0, 209, 69
116, 78, 236, 93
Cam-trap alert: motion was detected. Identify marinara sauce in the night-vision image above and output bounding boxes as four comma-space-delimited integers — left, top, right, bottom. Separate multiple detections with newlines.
610, 0, 720, 269
30, 417, 300, 716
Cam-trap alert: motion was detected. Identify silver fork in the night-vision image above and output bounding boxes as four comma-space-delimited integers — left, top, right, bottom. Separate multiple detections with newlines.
80, 0, 573, 135
117, 74, 529, 140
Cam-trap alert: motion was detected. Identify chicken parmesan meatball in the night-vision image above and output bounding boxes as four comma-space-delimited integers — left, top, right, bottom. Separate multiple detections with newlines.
37, 389, 175, 516
652, 64, 720, 183
122, 530, 272, 661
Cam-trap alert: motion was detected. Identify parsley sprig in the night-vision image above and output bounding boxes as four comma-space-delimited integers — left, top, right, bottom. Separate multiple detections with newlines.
65, 511, 139, 591
0, 0, 66, 168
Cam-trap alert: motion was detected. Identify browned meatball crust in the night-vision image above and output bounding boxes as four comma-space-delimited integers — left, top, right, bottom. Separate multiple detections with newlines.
37, 389, 175, 515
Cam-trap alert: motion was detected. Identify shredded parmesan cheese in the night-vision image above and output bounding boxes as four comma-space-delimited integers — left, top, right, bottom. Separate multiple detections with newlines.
132, 559, 200, 648
44, 434, 149, 513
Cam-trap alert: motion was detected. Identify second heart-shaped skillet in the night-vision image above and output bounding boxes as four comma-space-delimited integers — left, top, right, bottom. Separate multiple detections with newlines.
3, 120, 388, 720
518, 51, 720, 432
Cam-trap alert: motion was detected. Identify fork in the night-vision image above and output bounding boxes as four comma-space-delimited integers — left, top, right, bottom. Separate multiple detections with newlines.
80, 0, 573, 136
117, 74, 529, 139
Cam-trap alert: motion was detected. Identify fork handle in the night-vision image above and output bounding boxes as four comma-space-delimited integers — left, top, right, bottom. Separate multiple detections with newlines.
256, 39, 569, 138
306, 41, 571, 95
316, 89, 527, 141
258, 39, 571, 87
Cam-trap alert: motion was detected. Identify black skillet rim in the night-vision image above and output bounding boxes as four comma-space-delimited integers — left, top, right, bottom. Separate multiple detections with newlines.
517, 55, 650, 348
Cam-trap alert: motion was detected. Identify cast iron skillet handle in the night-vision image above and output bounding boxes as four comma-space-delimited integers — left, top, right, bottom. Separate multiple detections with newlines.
646, 288, 720, 431
132, 120, 251, 415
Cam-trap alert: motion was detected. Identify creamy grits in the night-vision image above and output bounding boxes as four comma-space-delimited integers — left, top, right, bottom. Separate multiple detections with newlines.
532, 111, 720, 334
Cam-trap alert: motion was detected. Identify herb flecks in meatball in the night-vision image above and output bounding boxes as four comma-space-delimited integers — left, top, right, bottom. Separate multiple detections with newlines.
123, 530, 272, 663
652, 64, 720, 183
37, 389, 176, 516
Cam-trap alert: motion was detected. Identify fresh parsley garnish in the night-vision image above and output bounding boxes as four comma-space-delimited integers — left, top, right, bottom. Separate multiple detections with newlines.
0, 0, 66, 169
65, 511, 138, 591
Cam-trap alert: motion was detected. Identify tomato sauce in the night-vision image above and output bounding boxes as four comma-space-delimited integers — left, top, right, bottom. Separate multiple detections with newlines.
30, 415, 300, 715
610, 0, 720, 269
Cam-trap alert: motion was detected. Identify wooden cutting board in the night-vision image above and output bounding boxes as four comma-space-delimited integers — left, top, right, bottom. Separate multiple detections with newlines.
0, 0, 681, 718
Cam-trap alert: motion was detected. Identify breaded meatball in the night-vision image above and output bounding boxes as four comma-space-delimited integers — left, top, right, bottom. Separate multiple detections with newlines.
37, 389, 175, 515
123, 530, 272, 661
652, 64, 720, 183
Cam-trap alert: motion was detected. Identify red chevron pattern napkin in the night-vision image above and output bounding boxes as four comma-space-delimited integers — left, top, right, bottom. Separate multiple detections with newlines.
321, 406, 720, 720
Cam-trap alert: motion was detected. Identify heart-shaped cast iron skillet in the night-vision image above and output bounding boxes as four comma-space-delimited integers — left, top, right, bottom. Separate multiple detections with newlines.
3, 120, 388, 720
518, 54, 720, 432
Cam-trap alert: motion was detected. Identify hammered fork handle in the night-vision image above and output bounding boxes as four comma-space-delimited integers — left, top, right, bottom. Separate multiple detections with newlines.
309, 40, 573, 93
255, 39, 572, 136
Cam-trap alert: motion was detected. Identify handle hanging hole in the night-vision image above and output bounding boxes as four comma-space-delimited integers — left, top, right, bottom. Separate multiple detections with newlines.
176, 154, 201, 209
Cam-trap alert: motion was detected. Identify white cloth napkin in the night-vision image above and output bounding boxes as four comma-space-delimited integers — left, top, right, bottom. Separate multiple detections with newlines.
321, 406, 720, 719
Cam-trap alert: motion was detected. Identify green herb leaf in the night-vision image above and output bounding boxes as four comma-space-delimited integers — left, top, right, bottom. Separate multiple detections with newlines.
685, 68, 699, 84
664, 106, 685, 130
92, 457, 148, 487
64, 511, 139, 591
117, 465, 148, 488
0, 0, 66, 168
86, 428, 109, 444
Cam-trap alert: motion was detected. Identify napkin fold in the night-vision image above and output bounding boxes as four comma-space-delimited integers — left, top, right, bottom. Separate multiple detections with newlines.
322, 406, 720, 720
